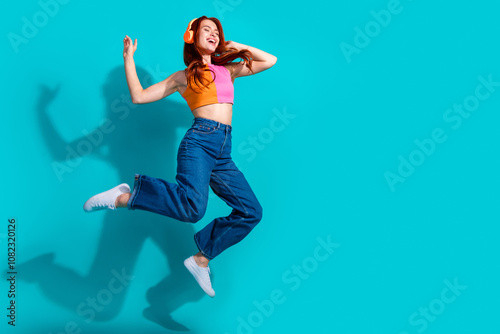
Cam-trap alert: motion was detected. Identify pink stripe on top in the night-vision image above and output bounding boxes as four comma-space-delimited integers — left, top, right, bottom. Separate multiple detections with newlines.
208, 63, 234, 104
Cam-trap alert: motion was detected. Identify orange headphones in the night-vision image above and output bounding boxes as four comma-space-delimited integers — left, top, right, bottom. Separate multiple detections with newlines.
183, 18, 197, 44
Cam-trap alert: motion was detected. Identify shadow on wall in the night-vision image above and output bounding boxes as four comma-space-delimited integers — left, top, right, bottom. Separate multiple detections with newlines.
19, 65, 207, 332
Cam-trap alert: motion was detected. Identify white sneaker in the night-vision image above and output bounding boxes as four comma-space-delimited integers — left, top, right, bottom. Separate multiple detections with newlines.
83, 183, 130, 212
184, 256, 215, 297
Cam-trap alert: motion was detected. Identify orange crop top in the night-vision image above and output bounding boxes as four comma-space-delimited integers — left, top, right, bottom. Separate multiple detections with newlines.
181, 63, 234, 111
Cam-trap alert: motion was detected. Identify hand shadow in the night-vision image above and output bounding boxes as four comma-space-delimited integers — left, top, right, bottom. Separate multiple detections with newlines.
21, 65, 209, 332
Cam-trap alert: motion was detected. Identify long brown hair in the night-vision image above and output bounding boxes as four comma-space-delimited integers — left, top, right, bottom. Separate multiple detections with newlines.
183, 16, 253, 93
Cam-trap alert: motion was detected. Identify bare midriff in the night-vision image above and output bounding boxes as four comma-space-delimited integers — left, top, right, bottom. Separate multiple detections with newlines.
191, 103, 233, 126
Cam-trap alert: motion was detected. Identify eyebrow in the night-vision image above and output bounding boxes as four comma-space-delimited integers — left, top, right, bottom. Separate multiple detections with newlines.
202, 25, 218, 32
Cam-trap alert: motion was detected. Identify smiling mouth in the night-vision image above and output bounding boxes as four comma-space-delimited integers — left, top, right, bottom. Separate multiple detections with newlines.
207, 39, 216, 45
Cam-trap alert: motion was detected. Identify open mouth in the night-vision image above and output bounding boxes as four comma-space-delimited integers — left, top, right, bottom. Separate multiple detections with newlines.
207, 39, 216, 46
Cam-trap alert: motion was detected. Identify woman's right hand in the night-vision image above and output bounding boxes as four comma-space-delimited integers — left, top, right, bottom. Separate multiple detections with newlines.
123, 35, 137, 59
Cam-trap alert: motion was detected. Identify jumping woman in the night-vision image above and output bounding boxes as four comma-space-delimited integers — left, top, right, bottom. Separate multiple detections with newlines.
83, 16, 277, 297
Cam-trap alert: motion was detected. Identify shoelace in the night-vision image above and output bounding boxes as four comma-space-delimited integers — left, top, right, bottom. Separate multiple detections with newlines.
90, 193, 117, 210
93, 201, 114, 210
206, 266, 211, 282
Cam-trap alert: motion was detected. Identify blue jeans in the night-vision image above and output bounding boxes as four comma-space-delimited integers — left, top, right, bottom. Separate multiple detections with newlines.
127, 117, 263, 260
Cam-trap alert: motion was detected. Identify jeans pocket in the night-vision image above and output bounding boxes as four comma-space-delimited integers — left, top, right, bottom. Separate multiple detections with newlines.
192, 124, 217, 134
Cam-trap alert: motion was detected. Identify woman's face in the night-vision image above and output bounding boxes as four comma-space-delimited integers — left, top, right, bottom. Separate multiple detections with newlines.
197, 19, 219, 54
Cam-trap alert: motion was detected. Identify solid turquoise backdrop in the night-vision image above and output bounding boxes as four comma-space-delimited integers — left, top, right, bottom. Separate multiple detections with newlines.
2, 0, 500, 333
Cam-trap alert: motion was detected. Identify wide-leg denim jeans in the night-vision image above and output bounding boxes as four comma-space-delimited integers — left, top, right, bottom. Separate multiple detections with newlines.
127, 117, 263, 260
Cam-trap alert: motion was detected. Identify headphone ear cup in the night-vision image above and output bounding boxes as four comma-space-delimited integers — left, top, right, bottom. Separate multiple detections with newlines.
183, 30, 194, 44
184, 18, 197, 44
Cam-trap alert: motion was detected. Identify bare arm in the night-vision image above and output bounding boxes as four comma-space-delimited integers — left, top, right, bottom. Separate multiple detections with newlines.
226, 41, 277, 78
123, 35, 180, 104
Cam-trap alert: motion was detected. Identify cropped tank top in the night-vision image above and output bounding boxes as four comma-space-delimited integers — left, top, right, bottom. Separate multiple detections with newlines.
181, 63, 234, 111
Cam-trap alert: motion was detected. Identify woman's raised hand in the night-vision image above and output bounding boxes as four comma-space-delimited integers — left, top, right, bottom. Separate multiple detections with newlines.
123, 35, 137, 59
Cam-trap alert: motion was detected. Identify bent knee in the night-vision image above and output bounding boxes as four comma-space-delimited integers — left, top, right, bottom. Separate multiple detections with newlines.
183, 209, 205, 223
183, 195, 207, 223
249, 202, 263, 223
175, 204, 205, 223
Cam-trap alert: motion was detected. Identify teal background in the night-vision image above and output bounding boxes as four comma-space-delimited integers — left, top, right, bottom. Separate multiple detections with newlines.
2, 0, 500, 333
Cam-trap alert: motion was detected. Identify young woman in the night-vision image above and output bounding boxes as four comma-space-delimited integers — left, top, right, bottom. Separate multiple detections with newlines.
83, 16, 277, 297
